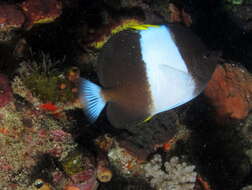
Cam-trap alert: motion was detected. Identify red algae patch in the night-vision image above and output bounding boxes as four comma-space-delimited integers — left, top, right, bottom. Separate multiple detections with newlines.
205, 64, 252, 120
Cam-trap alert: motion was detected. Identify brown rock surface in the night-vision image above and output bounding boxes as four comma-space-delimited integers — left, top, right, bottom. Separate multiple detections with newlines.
0, 4, 25, 30
204, 64, 252, 120
20, 0, 62, 27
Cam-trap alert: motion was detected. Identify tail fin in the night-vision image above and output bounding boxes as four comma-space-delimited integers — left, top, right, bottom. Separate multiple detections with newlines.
79, 78, 106, 123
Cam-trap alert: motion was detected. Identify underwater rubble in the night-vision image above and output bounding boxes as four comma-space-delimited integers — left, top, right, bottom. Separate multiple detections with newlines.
0, 0, 251, 190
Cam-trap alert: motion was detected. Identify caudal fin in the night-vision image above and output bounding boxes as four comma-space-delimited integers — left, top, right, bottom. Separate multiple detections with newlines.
79, 78, 106, 123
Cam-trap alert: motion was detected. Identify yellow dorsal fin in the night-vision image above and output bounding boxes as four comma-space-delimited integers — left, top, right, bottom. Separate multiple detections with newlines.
127, 24, 160, 30
89, 18, 160, 49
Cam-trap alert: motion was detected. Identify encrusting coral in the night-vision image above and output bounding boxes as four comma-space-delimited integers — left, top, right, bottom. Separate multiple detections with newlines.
0, 100, 77, 189
0, 62, 99, 189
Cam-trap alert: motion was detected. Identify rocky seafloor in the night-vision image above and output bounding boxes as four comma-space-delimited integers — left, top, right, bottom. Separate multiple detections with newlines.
0, 0, 252, 190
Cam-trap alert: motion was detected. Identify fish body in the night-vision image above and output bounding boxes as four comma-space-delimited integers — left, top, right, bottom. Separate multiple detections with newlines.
80, 24, 216, 127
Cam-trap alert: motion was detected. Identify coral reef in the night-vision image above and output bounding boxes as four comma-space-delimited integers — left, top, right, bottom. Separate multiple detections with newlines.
0, 71, 98, 189
0, 100, 76, 189
0, 4, 25, 31
204, 63, 252, 121
96, 152, 113, 183
108, 140, 144, 177
0, 0, 62, 41
20, 0, 62, 28
143, 154, 197, 190
0, 4, 25, 41
61, 151, 99, 190
15, 53, 80, 108
0, 74, 13, 108
107, 139, 210, 190
0, 84, 103, 189
0, 0, 251, 189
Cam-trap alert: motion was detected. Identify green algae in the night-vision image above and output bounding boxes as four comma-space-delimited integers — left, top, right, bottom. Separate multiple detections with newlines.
18, 53, 76, 104
23, 73, 75, 103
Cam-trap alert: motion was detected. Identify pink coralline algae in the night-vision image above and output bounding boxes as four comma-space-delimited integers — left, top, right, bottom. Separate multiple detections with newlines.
62, 151, 99, 190
71, 169, 95, 184
65, 176, 98, 190
50, 129, 71, 142
0, 74, 13, 108
77, 177, 98, 190
64, 169, 98, 190
52, 171, 64, 184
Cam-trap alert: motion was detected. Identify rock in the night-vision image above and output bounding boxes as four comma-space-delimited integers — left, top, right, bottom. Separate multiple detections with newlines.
0, 74, 13, 108
224, 1, 252, 32
20, 0, 62, 28
0, 4, 25, 31
204, 63, 252, 121
61, 151, 99, 190
0, 4, 25, 41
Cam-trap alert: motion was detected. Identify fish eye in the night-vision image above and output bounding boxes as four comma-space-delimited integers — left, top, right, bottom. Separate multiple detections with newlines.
34, 179, 44, 189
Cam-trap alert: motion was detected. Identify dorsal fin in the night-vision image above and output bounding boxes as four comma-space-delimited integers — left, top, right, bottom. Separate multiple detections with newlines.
90, 18, 160, 49
127, 24, 160, 30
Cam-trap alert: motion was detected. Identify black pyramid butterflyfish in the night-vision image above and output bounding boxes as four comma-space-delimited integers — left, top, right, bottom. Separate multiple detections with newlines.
79, 24, 216, 127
